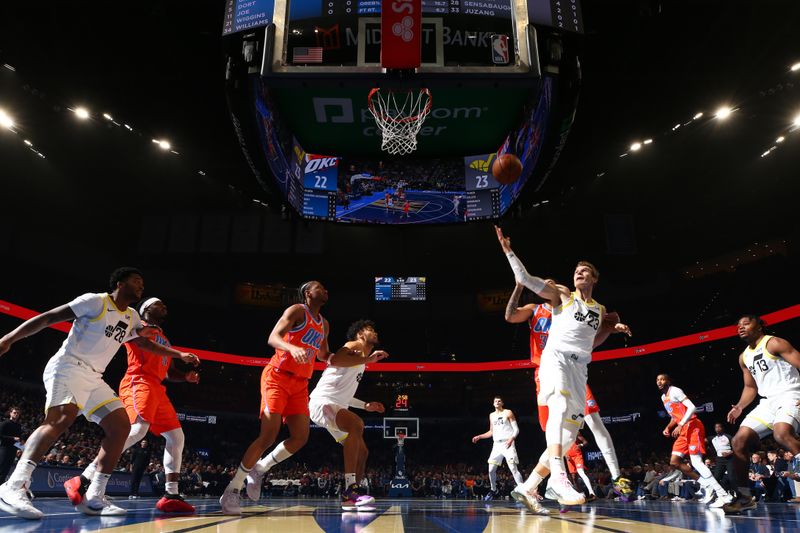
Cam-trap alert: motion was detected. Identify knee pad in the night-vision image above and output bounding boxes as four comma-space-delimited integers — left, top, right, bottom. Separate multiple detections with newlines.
125, 419, 150, 450
162, 428, 185, 474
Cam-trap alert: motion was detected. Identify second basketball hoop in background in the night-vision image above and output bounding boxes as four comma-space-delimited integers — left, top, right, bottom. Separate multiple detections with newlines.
492, 153, 523, 185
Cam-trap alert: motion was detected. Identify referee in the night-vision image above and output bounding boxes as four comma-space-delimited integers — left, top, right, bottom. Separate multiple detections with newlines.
710, 422, 733, 490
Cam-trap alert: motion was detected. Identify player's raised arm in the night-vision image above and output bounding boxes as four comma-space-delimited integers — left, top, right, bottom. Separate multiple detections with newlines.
728, 354, 759, 424
268, 304, 309, 363
0, 304, 77, 357
494, 226, 564, 305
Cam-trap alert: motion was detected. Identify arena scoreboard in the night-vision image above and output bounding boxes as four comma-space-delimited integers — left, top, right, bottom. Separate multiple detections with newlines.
375, 277, 427, 301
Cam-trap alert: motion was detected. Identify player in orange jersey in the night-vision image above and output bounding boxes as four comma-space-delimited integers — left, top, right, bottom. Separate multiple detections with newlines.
656, 374, 731, 507
565, 433, 596, 501
220, 281, 331, 515
65, 297, 199, 513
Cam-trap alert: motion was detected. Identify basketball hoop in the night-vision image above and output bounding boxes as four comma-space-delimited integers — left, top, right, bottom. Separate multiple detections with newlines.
396, 433, 407, 447
367, 88, 432, 155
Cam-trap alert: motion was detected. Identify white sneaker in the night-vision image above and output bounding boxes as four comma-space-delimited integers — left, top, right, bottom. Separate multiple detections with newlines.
245, 466, 266, 501
544, 473, 586, 506
671, 496, 685, 502
709, 492, 733, 509
78, 496, 127, 516
511, 485, 550, 515
220, 490, 242, 515
700, 489, 715, 505
0, 483, 43, 520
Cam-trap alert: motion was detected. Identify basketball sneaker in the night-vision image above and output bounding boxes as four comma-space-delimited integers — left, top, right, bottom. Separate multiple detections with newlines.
64, 475, 90, 505
341, 483, 375, 511
220, 490, 242, 515
722, 495, 756, 514
77, 495, 126, 516
156, 493, 195, 513
699, 488, 715, 505
612, 477, 634, 502
511, 486, 549, 515
483, 489, 497, 501
709, 491, 734, 509
245, 466, 266, 501
0, 482, 43, 520
544, 472, 586, 506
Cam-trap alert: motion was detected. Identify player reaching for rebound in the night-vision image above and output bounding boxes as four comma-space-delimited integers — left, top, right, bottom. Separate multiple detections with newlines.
495, 226, 630, 512
0, 268, 199, 519
285, 319, 389, 511
65, 297, 199, 513
504, 278, 633, 507
471, 396, 525, 501
723, 315, 800, 514
565, 433, 596, 501
656, 374, 731, 508
220, 281, 331, 515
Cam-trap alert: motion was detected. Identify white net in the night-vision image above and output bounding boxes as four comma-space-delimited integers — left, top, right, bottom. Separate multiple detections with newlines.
368, 88, 432, 155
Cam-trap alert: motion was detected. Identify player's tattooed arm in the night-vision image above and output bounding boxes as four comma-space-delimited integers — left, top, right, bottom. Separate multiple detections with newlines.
504, 284, 536, 323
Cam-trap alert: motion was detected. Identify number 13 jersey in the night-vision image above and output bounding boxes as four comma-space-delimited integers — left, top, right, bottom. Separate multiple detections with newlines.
743, 335, 800, 398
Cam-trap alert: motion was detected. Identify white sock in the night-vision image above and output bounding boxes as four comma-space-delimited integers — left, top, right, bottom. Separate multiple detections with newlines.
522, 470, 544, 492
86, 472, 111, 501
549, 455, 565, 477
165, 481, 179, 495
226, 464, 251, 493
255, 441, 293, 473
488, 465, 498, 491
81, 462, 97, 481
577, 469, 595, 496
345, 473, 356, 487
7, 459, 36, 489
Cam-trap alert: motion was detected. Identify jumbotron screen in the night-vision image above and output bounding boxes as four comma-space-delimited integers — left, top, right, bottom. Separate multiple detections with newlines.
375, 277, 427, 301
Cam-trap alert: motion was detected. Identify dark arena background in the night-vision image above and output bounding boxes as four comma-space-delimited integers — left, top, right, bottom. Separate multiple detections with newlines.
1, 1, 800, 531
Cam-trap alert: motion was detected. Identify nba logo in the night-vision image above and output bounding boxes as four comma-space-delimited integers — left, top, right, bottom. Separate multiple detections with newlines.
491, 34, 509, 65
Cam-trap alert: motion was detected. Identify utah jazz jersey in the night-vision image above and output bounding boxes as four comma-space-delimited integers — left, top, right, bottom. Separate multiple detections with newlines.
55, 292, 141, 373
310, 361, 364, 407
529, 304, 552, 367
491, 410, 515, 442
123, 321, 171, 383
743, 335, 800, 398
543, 293, 604, 363
269, 304, 325, 379
661, 386, 696, 423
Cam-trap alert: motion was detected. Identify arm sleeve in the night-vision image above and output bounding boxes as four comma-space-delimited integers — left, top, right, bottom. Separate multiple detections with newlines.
679, 398, 697, 426
510, 419, 519, 438
68, 293, 105, 319
504, 253, 547, 293
348, 398, 366, 409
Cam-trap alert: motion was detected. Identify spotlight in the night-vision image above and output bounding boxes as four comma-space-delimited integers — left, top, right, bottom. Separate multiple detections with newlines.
102, 113, 113, 120
715, 106, 733, 120
74, 107, 90, 120
643, 139, 653, 145
630, 142, 642, 152
791, 62, 800, 72
776, 136, 785, 143
0, 109, 13, 130
693, 112, 703, 120
794, 114, 800, 128
152, 139, 171, 150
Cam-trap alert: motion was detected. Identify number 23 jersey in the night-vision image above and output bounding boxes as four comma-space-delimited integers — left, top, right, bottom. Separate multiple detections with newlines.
743, 335, 800, 398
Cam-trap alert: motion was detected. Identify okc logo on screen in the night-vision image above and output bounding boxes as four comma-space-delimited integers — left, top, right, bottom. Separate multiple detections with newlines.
304, 156, 338, 174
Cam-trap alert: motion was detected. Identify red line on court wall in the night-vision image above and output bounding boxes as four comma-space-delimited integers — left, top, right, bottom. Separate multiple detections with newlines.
1, 300, 798, 372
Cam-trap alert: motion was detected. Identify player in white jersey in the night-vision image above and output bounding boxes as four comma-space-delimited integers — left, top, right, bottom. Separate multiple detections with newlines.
245, 319, 388, 510
495, 226, 631, 510
471, 396, 525, 501
723, 314, 800, 514
0, 268, 199, 520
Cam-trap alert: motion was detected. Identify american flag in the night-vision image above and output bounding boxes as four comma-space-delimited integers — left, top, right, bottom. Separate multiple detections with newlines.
293, 47, 323, 63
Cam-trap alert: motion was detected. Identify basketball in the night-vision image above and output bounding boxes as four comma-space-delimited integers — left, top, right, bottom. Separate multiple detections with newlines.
492, 153, 523, 185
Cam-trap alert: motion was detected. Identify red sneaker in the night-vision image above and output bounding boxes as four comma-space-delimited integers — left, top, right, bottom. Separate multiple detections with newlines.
156, 494, 195, 513
64, 476, 89, 505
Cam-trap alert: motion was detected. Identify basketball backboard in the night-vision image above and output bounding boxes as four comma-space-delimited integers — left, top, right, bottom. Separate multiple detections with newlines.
383, 417, 420, 439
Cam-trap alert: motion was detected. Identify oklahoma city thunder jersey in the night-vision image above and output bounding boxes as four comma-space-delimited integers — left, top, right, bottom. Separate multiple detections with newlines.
491, 410, 515, 442
123, 321, 171, 382
661, 386, 697, 423
743, 335, 800, 397
542, 292, 604, 363
54, 292, 141, 373
269, 304, 325, 379
529, 304, 552, 366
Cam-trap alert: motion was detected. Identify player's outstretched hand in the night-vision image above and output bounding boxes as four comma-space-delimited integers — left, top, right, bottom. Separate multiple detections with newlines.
471, 436, 480, 444
180, 352, 201, 366
186, 370, 200, 384
289, 346, 309, 364
494, 226, 512, 254
727, 405, 742, 424
615, 323, 632, 337
366, 350, 389, 364
365, 402, 385, 413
